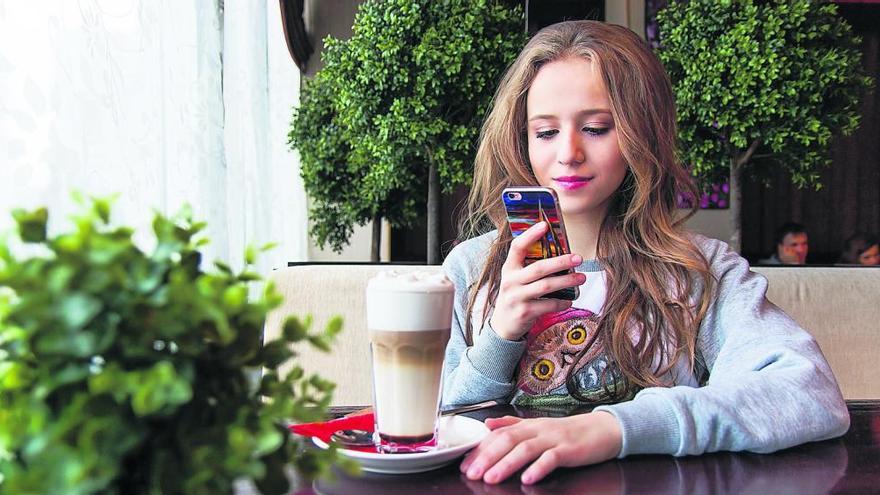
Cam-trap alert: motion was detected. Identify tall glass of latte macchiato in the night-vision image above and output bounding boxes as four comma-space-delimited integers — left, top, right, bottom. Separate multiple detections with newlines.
366, 270, 454, 453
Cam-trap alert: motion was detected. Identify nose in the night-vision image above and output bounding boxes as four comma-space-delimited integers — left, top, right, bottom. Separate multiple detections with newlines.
556, 129, 585, 166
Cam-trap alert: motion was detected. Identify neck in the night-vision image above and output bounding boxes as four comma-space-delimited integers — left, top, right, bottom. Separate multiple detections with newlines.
563, 209, 606, 260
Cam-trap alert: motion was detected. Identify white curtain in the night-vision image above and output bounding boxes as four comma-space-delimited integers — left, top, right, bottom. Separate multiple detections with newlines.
0, 0, 307, 274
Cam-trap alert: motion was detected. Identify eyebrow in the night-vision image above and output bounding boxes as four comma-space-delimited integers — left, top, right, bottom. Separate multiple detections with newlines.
528, 108, 612, 122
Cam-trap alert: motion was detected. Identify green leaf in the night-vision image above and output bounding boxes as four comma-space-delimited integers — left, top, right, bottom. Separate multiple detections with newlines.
91, 195, 116, 224
214, 260, 233, 274
244, 245, 257, 265
260, 341, 294, 369
282, 316, 309, 342
58, 292, 103, 330
12, 207, 48, 243
307, 335, 331, 353
325, 316, 343, 338
0, 362, 33, 389
222, 285, 248, 312
131, 362, 193, 416
253, 426, 283, 457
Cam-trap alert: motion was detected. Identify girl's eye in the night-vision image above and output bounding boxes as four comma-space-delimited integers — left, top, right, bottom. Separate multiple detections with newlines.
535, 129, 558, 140
583, 126, 610, 136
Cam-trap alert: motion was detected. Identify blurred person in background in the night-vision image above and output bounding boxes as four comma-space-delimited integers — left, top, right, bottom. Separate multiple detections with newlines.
839, 233, 879, 266
759, 222, 809, 265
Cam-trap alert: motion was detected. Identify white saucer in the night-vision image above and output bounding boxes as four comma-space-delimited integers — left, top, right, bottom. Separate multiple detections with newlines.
312, 415, 489, 474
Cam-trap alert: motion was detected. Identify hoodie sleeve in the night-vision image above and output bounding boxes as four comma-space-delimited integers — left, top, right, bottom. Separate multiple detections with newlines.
594, 236, 849, 457
440, 233, 527, 409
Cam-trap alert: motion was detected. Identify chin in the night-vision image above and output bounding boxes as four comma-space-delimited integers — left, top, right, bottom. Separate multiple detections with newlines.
559, 202, 598, 217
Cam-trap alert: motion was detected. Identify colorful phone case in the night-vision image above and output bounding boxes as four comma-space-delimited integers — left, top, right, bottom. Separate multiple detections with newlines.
503, 187, 579, 301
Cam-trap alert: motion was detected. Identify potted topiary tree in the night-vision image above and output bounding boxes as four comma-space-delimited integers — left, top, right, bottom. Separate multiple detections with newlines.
289, 0, 525, 263
656, 0, 873, 252
0, 197, 350, 494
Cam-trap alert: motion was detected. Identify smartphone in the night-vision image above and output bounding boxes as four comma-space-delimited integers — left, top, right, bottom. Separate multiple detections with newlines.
502, 186, 579, 301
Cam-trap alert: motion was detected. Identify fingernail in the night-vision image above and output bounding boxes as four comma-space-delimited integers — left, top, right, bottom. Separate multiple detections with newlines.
572, 254, 582, 264
467, 465, 482, 479
522, 473, 534, 484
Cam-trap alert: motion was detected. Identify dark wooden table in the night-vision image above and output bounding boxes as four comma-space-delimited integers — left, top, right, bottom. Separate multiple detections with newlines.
290, 400, 880, 495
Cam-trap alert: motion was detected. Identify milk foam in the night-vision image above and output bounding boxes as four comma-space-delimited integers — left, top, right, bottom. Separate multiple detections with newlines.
366, 269, 455, 331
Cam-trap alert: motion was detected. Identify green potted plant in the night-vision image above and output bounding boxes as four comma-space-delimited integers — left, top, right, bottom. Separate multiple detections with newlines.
289, 0, 525, 263
656, 0, 873, 251
0, 196, 347, 494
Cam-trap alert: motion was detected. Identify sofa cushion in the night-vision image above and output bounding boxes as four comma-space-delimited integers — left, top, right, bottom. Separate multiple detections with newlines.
752, 266, 880, 400
265, 264, 880, 405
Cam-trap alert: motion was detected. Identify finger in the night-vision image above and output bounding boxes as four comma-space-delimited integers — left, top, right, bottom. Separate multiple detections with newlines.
504, 221, 549, 270
521, 272, 586, 300
483, 439, 547, 484
485, 416, 522, 430
460, 452, 475, 473
521, 253, 584, 284
463, 427, 525, 481
520, 448, 564, 485
523, 297, 573, 317
461, 416, 523, 472
460, 443, 489, 472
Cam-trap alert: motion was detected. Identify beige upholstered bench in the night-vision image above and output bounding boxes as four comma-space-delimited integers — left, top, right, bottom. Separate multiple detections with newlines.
751, 266, 880, 400
264, 264, 880, 406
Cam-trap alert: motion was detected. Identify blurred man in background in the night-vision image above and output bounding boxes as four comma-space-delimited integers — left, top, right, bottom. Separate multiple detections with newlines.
760, 222, 809, 265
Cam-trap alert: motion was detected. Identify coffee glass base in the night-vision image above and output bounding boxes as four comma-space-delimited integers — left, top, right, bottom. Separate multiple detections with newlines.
374, 432, 438, 453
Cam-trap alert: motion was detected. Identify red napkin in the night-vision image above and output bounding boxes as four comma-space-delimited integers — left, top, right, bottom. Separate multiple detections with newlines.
289, 411, 376, 452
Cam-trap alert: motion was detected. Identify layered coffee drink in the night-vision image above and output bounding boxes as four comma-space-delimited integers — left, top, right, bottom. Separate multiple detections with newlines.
366, 269, 454, 453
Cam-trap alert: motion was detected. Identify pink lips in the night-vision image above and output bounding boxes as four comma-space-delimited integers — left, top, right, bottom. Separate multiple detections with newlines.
554, 176, 591, 190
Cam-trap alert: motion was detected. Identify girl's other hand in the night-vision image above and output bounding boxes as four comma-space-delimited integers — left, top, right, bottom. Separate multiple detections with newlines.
460, 412, 622, 485
491, 221, 586, 341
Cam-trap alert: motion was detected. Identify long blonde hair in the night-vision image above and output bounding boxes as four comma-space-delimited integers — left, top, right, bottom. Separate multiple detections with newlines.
462, 20, 715, 394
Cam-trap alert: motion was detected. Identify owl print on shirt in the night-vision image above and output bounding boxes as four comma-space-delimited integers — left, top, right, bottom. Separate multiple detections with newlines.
510, 308, 636, 407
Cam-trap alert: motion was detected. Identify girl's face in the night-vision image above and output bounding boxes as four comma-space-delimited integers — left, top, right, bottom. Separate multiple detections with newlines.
859, 244, 880, 266
526, 56, 627, 221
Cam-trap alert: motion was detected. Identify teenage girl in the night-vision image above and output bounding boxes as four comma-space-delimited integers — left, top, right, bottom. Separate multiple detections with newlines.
441, 20, 848, 485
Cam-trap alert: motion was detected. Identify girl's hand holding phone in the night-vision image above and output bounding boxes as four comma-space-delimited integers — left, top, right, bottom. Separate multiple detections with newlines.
490, 221, 586, 341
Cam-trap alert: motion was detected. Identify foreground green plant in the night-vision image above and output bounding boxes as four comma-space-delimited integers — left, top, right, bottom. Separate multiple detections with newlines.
0, 197, 346, 494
